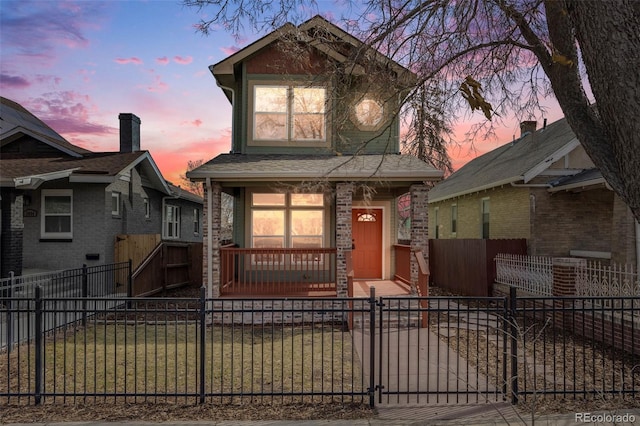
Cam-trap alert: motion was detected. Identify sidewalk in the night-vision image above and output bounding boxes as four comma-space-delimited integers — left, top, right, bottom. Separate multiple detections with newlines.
4, 409, 640, 426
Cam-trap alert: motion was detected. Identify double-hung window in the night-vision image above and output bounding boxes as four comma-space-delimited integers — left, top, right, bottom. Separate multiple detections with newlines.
193, 208, 200, 235
481, 198, 490, 239
41, 189, 73, 239
252, 84, 326, 143
251, 192, 325, 263
164, 204, 180, 239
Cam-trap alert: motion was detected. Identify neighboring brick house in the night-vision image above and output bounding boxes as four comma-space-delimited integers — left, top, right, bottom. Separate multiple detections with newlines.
0, 97, 203, 277
428, 117, 639, 268
187, 16, 443, 298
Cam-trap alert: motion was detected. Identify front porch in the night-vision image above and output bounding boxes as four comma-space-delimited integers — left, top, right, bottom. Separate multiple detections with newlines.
218, 246, 416, 298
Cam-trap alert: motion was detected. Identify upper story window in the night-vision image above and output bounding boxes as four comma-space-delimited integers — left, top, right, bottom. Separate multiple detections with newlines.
251, 83, 326, 145
353, 97, 384, 130
164, 204, 180, 239
111, 192, 121, 216
41, 189, 72, 239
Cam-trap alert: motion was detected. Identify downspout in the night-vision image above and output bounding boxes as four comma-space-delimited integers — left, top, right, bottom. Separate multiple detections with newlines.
206, 177, 213, 300
216, 81, 235, 153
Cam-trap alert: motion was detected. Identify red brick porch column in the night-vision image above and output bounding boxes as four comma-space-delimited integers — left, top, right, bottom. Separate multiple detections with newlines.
410, 184, 429, 295
552, 257, 585, 296
203, 181, 222, 298
336, 183, 354, 297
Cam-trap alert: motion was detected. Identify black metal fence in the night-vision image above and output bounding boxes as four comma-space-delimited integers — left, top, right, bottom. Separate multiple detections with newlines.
1, 286, 639, 408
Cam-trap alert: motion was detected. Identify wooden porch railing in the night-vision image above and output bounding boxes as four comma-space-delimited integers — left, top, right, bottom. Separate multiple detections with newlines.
393, 244, 411, 284
220, 247, 337, 296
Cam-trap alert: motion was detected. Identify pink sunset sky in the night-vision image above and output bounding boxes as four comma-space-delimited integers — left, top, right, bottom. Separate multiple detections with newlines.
0, 0, 564, 185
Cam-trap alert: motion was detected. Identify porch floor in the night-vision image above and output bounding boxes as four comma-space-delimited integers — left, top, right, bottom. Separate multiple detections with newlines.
352, 280, 411, 297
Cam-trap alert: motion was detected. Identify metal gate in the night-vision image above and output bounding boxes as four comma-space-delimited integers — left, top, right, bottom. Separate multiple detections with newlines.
375, 295, 510, 405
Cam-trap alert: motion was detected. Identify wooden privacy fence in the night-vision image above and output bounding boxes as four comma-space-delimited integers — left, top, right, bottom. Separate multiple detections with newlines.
115, 234, 161, 271
429, 239, 527, 296
131, 242, 203, 297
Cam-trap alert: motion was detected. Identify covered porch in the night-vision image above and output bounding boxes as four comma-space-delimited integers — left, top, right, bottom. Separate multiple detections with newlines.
188, 154, 441, 299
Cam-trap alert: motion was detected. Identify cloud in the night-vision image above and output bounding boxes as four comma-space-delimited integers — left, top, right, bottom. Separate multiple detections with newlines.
220, 45, 241, 56
173, 56, 193, 65
0, 74, 30, 89
0, 1, 105, 67
181, 119, 203, 127
156, 57, 170, 65
26, 91, 114, 136
145, 75, 169, 93
115, 57, 143, 65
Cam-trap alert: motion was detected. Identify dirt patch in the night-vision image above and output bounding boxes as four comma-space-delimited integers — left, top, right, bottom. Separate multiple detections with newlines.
0, 401, 373, 423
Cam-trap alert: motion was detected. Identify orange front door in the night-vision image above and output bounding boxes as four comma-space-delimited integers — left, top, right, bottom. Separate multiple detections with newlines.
352, 208, 383, 279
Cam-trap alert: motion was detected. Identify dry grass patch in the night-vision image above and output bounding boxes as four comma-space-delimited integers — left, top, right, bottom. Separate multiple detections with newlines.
1, 322, 364, 404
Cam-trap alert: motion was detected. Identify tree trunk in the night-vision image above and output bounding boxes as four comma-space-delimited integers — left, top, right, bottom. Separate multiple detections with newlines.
567, 0, 640, 221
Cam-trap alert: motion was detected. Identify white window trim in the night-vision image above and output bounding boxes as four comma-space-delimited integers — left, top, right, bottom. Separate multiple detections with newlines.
481, 197, 490, 239
41, 189, 73, 239
111, 192, 121, 216
163, 204, 180, 239
451, 203, 457, 237
249, 191, 327, 266
434, 206, 439, 239
248, 80, 330, 148
144, 198, 150, 219
193, 208, 200, 235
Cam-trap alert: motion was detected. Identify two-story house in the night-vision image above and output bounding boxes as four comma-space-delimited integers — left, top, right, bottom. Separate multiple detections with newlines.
0, 97, 203, 277
187, 16, 443, 298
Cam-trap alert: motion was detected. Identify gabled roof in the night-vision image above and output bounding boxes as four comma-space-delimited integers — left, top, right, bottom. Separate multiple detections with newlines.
429, 118, 580, 203
187, 153, 442, 183
0, 96, 171, 194
167, 182, 204, 204
548, 168, 606, 193
211, 15, 416, 101
0, 97, 91, 156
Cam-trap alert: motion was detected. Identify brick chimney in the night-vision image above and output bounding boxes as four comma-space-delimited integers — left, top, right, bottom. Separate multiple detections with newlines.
520, 120, 537, 137
119, 113, 141, 152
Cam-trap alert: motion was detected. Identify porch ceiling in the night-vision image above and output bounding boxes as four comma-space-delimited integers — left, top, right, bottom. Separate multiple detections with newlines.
187, 153, 443, 184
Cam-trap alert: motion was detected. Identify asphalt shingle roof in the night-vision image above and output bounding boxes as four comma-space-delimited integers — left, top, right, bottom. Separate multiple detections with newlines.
187, 153, 443, 182
429, 118, 577, 202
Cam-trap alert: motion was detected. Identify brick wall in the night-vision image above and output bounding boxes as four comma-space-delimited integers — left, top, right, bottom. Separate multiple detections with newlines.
335, 183, 353, 297
0, 190, 23, 277
529, 187, 614, 257
410, 184, 429, 293
429, 186, 530, 240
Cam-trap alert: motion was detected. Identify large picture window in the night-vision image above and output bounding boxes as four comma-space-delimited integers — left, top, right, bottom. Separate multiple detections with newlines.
251, 192, 324, 252
253, 85, 326, 142
41, 189, 73, 239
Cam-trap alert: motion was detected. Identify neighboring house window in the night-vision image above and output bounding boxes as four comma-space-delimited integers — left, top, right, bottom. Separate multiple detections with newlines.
481, 198, 490, 239
434, 207, 439, 239
251, 193, 324, 251
111, 192, 121, 216
164, 204, 180, 239
144, 198, 150, 219
451, 204, 458, 236
253, 85, 326, 142
193, 208, 200, 235
41, 189, 72, 239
